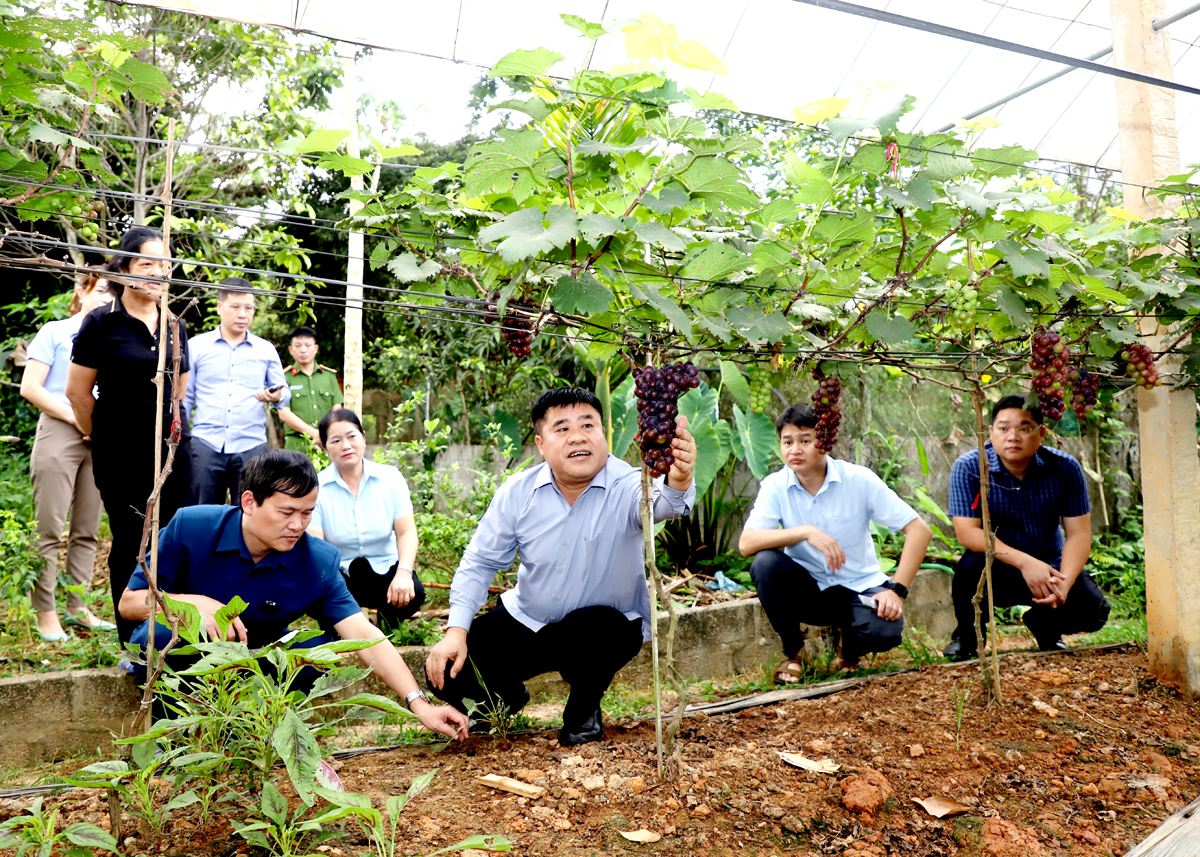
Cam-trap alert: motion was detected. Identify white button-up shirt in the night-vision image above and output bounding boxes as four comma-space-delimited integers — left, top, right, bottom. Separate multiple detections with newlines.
183, 328, 289, 453
311, 459, 414, 575
744, 459, 918, 592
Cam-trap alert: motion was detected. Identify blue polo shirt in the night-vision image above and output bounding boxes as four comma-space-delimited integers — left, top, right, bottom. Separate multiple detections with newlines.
948, 443, 1090, 567
128, 505, 361, 650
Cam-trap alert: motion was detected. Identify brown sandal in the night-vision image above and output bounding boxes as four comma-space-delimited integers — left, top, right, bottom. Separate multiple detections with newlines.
774, 657, 804, 685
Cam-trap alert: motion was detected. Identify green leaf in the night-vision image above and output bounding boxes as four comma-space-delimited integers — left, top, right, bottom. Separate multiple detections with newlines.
881, 175, 938, 211
318, 153, 375, 176
577, 213, 634, 243
63, 823, 118, 852
159, 595, 202, 644
477, 205, 578, 263
387, 253, 442, 283
678, 244, 751, 283
376, 143, 423, 158
733, 405, 777, 481
914, 435, 930, 477
720, 361, 751, 408
782, 154, 833, 206
949, 184, 991, 217
913, 487, 951, 525
483, 409, 522, 457
213, 595, 248, 642
26, 122, 70, 147
314, 785, 373, 810
462, 128, 550, 201
995, 240, 1051, 279
640, 188, 691, 214
993, 284, 1033, 325
489, 47, 564, 79
634, 221, 685, 252
387, 769, 437, 818
972, 145, 1039, 179
163, 790, 199, 812
427, 834, 513, 855
560, 13, 609, 39
551, 273, 613, 315
118, 57, 170, 103
813, 213, 875, 246
628, 283, 692, 336
922, 149, 973, 182
490, 97, 553, 122
337, 693, 412, 718
677, 157, 759, 210
761, 199, 799, 225
272, 708, 322, 805
678, 384, 719, 426
864, 312, 916, 343
685, 88, 738, 110
609, 379, 639, 458
688, 419, 727, 499
291, 128, 349, 154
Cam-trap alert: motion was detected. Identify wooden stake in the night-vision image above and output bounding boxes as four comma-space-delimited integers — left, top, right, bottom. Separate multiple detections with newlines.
642, 462, 663, 775
970, 384, 1002, 701
342, 57, 364, 414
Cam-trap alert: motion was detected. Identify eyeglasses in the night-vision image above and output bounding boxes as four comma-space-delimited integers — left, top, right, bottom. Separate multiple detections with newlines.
325, 431, 362, 447
992, 425, 1037, 436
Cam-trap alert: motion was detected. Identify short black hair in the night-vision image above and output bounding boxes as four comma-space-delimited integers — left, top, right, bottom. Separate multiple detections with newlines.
217, 276, 255, 303
289, 325, 318, 343
239, 449, 318, 505
775, 403, 818, 435
531, 387, 602, 434
317, 407, 363, 446
103, 226, 166, 296
991, 394, 1042, 425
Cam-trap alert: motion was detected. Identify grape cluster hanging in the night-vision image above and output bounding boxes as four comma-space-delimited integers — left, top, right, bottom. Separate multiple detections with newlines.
811, 370, 842, 452
635, 362, 700, 477
1122, 343, 1162, 389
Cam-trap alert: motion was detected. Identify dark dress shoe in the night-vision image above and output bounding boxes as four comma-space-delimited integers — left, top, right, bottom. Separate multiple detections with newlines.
1024, 612, 1068, 652
558, 708, 603, 747
942, 638, 978, 661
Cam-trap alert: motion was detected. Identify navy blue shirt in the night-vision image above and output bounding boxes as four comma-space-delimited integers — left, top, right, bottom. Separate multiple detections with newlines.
948, 443, 1091, 567
128, 505, 360, 649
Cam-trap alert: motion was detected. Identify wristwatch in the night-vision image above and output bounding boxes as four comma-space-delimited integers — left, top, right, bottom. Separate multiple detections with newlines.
396, 565, 414, 575
405, 689, 429, 709
884, 580, 909, 599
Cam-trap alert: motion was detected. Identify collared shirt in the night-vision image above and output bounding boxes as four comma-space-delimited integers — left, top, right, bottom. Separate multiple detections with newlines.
71, 296, 190, 442
183, 329, 290, 453
310, 459, 413, 575
448, 455, 695, 641
744, 459, 919, 592
948, 443, 1090, 567
127, 505, 359, 650
284, 364, 341, 438
27, 314, 85, 407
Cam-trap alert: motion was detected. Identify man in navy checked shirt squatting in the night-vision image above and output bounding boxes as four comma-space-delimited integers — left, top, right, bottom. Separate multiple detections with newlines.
942, 394, 1110, 661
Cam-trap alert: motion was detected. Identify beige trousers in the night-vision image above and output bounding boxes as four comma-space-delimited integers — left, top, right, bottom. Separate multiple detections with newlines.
29, 413, 103, 613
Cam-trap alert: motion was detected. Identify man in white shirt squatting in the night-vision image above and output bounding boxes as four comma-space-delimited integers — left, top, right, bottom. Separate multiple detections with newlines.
739, 403, 932, 683
425, 386, 697, 746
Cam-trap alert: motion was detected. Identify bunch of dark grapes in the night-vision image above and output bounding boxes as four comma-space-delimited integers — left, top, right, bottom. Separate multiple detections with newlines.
749, 363, 774, 414
635, 361, 700, 477
810, 372, 842, 452
1029, 330, 1074, 421
489, 292, 535, 358
946, 279, 978, 331
1071, 368, 1100, 420
1121, 343, 1162, 389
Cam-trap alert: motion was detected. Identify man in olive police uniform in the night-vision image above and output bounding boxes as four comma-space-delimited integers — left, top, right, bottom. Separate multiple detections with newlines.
277, 326, 342, 451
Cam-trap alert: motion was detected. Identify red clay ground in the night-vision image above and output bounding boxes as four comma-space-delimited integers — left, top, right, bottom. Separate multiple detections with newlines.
2, 645, 1195, 857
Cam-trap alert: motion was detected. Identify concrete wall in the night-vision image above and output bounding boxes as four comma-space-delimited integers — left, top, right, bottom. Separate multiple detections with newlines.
0, 569, 954, 766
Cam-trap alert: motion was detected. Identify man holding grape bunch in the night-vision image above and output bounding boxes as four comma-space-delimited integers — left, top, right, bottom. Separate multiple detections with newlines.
739, 403, 932, 682
426, 386, 696, 746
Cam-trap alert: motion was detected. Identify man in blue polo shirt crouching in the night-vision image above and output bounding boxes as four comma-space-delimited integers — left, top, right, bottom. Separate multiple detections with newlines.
942, 395, 1110, 660
119, 449, 467, 740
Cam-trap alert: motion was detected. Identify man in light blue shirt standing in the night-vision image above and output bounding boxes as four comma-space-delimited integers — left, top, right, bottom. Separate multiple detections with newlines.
425, 387, 697, 747
184, 278, 289, 505
739, 403, 931, 682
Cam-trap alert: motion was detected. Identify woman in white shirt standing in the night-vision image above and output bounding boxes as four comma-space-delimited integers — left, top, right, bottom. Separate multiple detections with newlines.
19, 270, 116, 641
307, 408, 425, 633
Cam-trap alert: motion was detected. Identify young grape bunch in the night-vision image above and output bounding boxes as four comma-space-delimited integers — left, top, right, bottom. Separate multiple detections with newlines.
635, 361, 701, 477
1071, 368, 1100, 420
1029, 330, 1074, 421
1121, 343, 1162, 389
810, 371, 843, 453
946, 280, 978, 332
749, 363, 774, 414
489, 292, 535, 358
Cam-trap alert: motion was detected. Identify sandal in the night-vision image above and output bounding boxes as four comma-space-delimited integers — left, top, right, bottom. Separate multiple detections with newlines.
774, 657, 804, 685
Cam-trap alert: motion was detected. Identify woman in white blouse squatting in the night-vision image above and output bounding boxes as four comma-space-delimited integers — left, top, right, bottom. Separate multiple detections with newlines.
307, 408, 424, 634
19, 270, 117, 641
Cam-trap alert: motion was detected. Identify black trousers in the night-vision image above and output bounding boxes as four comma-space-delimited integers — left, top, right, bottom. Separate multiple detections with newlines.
427, 601, 644, 728
749, 549, 903, 661
343, 557, 426, 633
950, 550, 1111, 650
191, 439, 268, 506
93, 437, 194, 646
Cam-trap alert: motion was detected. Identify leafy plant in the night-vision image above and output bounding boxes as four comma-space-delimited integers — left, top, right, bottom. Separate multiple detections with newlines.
233, 781, 336, 857
387, 615, 443, 648
0, 796, 118, 857
463, 659, 527, 740
65, 742, 199, 839
0, 511, 41, 654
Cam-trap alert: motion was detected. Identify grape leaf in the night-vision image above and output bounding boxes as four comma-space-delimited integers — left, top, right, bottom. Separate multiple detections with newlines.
973, 145, 1039, 179
578, 213, 634, 243
679, 244, 751, 283
677, 157, 759, 210
119, 57, 170, 103
686, 88, 738, 110
923, 149, 973, 182
462, 128, 550, 201
640, 187, 691, 214
782, 153, 833, 206
318, 153, 374, 176
994, 284, 1033, 325
761, 198, 798, 224
792, 97, 850, 124
864, 312, 916, 343
814, 213, 875, 246
488, 47, 564, 79
477, 205, 579, 263
629, 283, 692, 336
292, 128, 349, 154
949, 184, 991, 217
560, 13, 609, 39
387, 254, 442, 283
551, 273, 613, 315
635, 221, 686, 252
665, 40, 728, 74
490, 97, 553, 122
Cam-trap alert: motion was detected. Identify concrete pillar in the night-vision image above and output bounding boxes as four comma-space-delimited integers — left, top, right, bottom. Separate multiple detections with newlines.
1111, 0, 1200, 696
342, 55, 364, 415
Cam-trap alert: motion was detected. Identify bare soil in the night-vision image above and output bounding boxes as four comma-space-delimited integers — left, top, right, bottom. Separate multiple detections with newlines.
1, 646, 1194, 857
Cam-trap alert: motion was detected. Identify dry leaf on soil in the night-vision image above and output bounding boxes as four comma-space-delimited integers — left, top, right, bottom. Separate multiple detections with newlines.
778, 752, 840, 773
619, 830, 662, 843
913, 796, 971, 818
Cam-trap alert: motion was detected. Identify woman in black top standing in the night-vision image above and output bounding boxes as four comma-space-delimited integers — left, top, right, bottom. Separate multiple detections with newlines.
66, 226, 195, 644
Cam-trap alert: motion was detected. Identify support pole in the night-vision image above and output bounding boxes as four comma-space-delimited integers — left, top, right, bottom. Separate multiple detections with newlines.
1111, 0, 1200, 696
343, 55, 364, 414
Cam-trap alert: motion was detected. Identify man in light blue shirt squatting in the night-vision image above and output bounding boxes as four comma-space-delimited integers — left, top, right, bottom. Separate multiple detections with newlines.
425, 387, 697, 747
184, 277, 289, 505
740, 403, 932, 683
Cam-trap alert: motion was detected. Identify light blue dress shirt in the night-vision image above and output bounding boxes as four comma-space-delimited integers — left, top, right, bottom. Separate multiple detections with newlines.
26, 315, 84, 407
183, 329, 289, 453
448, 455, 695, 641
310, 459, 414, 575
743, 459, 919, 593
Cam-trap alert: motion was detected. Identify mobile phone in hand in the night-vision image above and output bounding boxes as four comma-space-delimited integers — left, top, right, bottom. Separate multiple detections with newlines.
858, 593, 878, 610
267, 383, 284, 393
